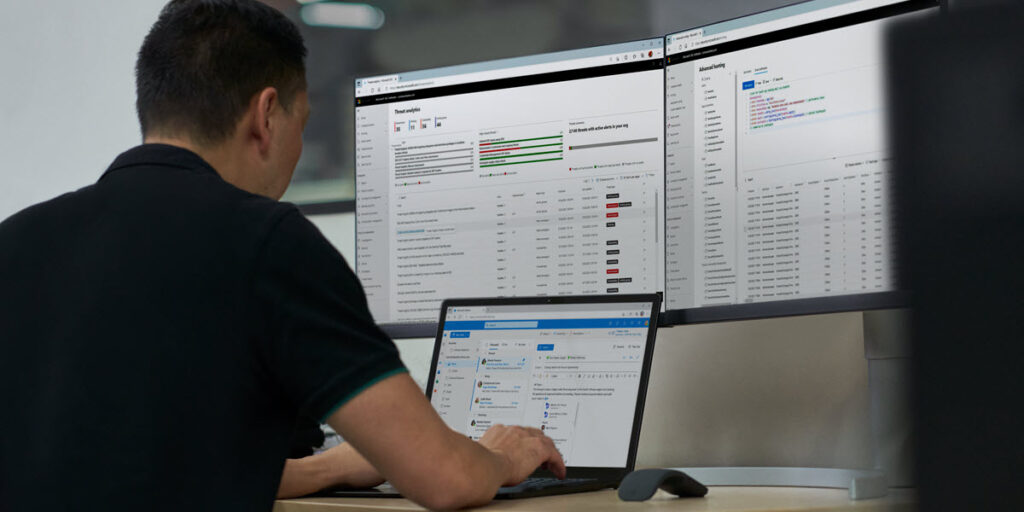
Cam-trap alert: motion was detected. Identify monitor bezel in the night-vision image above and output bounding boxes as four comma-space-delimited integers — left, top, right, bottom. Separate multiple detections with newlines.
663, 291, 908, 326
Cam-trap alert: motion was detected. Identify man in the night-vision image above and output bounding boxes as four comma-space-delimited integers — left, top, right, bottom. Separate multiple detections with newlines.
0, 1, 564, 510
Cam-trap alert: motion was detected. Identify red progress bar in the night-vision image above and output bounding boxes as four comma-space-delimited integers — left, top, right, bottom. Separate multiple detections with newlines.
480, 147, 520, 154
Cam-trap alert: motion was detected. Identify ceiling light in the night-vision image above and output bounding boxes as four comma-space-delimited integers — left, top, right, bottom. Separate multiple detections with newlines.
300, 2, 385, 30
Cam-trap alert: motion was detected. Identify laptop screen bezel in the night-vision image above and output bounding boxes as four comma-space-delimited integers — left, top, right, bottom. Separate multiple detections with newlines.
425, 293, 662, 481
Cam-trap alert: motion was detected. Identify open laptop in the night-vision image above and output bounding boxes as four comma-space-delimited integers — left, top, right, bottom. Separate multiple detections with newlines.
319, 293, 660, 499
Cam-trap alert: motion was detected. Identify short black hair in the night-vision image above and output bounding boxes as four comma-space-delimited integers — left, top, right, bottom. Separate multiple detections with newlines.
136, 0, 307, 146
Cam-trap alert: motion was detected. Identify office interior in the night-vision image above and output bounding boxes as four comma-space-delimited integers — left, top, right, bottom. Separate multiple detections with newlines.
2, 0, 1019, 510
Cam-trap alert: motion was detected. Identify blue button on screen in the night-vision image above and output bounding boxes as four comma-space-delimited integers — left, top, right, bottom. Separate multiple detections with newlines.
742, 80, 755, 90
537, 344, 554, 351
449, 331, 470, 338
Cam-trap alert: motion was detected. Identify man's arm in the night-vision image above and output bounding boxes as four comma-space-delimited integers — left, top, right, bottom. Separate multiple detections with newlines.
277, 442, 383, 499
251, 211, 562, 506
325, 372, 566, 510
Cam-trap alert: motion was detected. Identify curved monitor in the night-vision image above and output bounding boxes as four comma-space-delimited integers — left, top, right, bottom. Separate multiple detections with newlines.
661, 0, 938, 325
354, 40, 666, 338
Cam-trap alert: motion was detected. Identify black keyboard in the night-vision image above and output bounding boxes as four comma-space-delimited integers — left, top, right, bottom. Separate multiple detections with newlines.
507, 477, 593, 489
321, 476, 611, 500
495, 477, 611, 499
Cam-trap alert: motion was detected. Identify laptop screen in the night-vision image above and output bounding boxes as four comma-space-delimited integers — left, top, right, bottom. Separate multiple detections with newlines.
430, 300, 655, 468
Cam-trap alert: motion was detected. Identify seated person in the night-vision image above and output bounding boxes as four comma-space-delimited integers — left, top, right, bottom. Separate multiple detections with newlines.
0, 1, 563, 511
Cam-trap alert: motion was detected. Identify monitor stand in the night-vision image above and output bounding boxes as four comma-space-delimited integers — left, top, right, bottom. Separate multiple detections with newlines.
672, 309, 913, 500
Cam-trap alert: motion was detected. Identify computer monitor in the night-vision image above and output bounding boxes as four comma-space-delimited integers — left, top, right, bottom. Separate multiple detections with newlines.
661, 0, 937, 325
355, 40, 665, 337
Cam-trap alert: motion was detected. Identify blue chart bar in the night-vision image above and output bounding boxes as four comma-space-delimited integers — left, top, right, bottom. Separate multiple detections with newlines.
444, 318, 649, 331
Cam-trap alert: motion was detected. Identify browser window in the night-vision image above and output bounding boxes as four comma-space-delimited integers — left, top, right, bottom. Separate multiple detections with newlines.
431, 302, 653, 467
355, 41, 665, 326
663, 0, 937, 310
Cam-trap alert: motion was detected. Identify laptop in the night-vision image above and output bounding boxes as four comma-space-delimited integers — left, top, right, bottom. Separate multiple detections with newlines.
319, 293, 661, 499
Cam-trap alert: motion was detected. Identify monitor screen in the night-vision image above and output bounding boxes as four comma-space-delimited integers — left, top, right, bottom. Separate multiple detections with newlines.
355, 40, 665, 335
662, 0, 936, 322
429, 299, 656, 468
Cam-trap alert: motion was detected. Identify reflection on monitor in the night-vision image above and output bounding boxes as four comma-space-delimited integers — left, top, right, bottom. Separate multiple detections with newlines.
663, 0, 935, 318
354, 40, 665, 331
429, 299, 656, 467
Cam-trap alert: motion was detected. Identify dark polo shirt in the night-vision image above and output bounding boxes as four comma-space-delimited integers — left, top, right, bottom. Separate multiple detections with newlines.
0, 144, 405, 511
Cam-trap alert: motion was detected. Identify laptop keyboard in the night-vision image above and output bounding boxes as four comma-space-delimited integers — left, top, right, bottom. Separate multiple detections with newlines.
502, 477, 596, 490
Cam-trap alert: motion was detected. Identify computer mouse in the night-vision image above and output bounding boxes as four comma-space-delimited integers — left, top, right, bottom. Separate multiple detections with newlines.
617, 468, 708, 501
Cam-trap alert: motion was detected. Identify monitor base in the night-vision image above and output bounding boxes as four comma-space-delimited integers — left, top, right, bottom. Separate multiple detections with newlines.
668, 310, 913, 502
668, 467, 890, 500
862, 309, 913, 487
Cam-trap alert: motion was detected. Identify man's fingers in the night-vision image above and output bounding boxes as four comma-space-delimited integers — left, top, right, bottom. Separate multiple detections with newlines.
519, 427, 566, 479
543, 459, 568, 480
542, 454, 567, 479
482, 423, 568, 482
527, 436, 566, 479
539, 437, 567, 479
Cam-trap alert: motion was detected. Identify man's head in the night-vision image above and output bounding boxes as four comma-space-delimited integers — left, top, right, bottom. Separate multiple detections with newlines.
136, 0, 309, 199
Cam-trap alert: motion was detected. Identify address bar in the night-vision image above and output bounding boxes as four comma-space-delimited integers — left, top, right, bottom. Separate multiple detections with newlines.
673, 0, 906, 53
367, 49, 663, 96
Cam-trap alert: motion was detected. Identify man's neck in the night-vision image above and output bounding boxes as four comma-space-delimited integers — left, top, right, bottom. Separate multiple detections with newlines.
143, 136, 254, 194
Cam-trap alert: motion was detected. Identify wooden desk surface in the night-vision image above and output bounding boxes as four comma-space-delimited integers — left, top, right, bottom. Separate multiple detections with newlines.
274, 487, 915, 512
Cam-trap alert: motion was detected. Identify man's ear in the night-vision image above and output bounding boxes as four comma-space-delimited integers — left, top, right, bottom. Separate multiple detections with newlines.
251, 87, 279, 157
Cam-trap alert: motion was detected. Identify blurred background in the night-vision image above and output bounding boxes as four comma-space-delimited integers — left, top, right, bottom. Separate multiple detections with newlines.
0, 0, 804, 218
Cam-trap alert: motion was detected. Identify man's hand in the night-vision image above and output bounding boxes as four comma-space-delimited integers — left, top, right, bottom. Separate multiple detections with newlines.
277, 425, 566, 500
478, 424, 567, 485
327, 373, 569, 510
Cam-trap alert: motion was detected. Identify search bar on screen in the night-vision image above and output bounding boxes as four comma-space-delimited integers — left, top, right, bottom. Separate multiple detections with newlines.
483, 321, 539, 329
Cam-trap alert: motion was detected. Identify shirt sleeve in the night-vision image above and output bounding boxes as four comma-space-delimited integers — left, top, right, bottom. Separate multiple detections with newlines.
252, 208, 406, 422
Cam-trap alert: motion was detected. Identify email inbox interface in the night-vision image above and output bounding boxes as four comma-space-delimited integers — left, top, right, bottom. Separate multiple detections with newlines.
431, 303, 652, 468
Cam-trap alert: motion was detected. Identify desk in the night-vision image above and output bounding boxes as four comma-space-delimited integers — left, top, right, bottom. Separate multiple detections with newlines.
274, 487, 915, 512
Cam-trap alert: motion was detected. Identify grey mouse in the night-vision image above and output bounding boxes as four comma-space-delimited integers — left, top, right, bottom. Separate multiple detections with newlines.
617, 468, 708, 501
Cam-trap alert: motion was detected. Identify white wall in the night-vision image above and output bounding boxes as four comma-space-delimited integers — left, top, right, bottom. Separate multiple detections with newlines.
0, 1, 167, 221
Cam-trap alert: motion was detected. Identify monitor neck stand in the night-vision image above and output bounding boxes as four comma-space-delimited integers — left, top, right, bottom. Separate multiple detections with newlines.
672, 309, 913, 500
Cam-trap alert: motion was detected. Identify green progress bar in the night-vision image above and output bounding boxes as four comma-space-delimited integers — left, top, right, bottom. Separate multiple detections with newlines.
479, 150, 562, 161
519, 142, 563, 150
480, 157, 563, 168
481, 135, 562, 146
